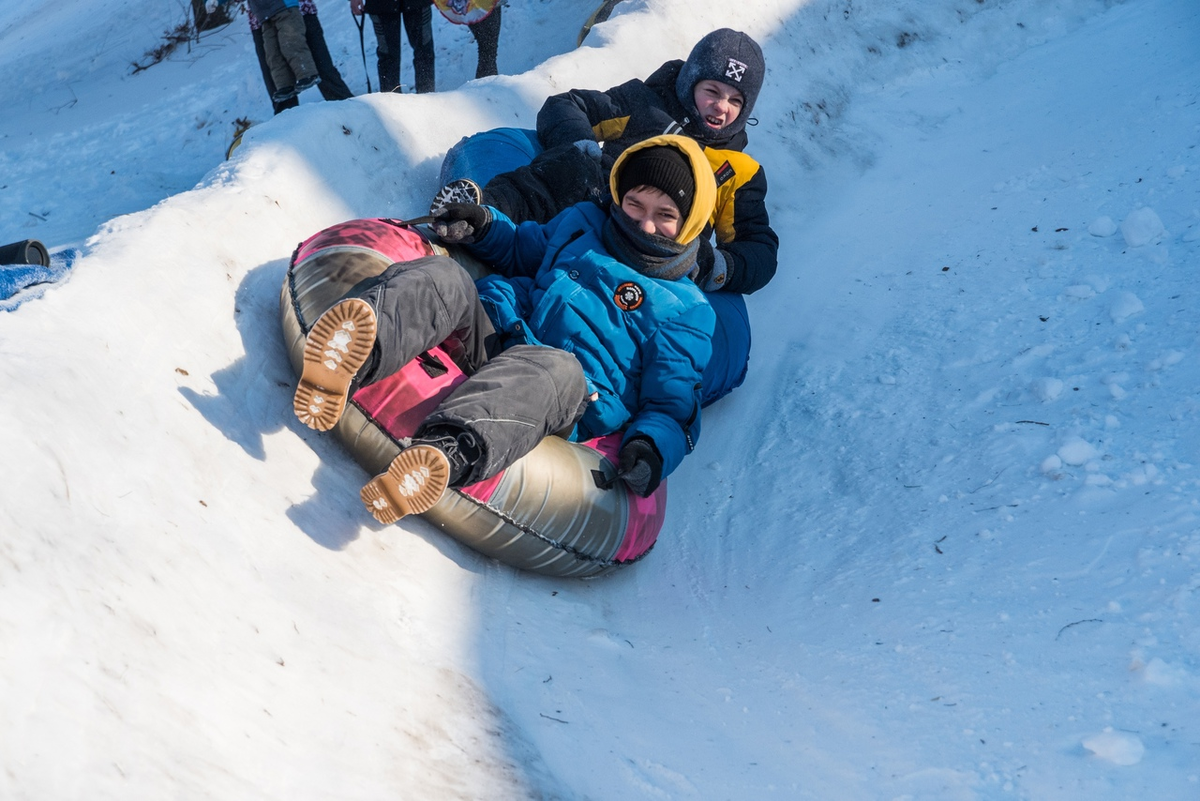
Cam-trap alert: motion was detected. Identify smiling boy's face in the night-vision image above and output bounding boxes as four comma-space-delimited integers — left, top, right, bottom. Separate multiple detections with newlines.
620, 186, 682, 240
692, 79, 744, 130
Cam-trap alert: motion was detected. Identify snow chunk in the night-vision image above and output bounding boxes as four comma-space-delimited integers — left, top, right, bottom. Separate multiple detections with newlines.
1120, 207, 1166, 247
1064, 284, 1096, 299
1109, 292, 1144, 323
1031, 377, 1064, 402
1142, 657, 1192, 687
1082, 728, 1145, 766
1058, 437, 1098, 466
1088, 216, 1118, 237
1126, 464, 1158, 485
1148, 350, 1184, 371
1041, 454, 1063, 473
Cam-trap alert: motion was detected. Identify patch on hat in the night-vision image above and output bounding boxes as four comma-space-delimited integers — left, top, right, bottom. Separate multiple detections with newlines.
614, 282, 645, 311
725, 57, 748, 83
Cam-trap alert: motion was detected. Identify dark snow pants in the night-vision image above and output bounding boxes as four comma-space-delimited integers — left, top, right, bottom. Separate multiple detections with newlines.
351, 256, 588, 485
467, 4, 502, 79
370, 1, 435, 93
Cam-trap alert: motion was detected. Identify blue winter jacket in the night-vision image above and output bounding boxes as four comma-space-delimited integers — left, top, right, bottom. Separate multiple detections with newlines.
468, 203, 715, 480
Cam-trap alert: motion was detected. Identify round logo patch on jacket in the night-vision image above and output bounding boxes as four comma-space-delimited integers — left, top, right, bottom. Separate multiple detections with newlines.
613, 281, 645, 311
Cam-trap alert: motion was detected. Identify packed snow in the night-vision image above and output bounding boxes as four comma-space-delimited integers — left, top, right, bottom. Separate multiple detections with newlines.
2, 0, 1199, 798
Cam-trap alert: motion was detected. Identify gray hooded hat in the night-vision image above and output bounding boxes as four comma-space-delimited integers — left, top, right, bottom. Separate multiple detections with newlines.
674, 29, 765, 138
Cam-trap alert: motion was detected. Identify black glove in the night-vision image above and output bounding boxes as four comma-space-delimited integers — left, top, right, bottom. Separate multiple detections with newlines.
617, 437, 663, 498
431, 202, 492, 244
693, 236, 715, 287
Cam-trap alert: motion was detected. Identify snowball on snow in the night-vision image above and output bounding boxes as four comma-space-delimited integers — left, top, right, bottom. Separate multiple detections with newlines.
1120, 207, 1166, 247
1057, 437, 1099, 466
1109, 291, 1144, 323
1031, 377, 1064, 401
1041, 454, 1063, 473
1088, 216, 1118, 237
1082, 728, 1145, 766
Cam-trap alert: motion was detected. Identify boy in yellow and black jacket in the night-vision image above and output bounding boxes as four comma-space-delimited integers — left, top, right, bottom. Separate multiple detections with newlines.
533, 29, 774, 296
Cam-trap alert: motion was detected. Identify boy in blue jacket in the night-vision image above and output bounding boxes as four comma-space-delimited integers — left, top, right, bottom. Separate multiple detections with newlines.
292, 135, 717, 523
435, 28, 776, 409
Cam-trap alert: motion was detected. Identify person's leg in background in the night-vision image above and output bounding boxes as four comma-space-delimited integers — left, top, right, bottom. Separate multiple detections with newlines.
369, 12, 403, 91
401, 0, 435, 92
304, 12, 355, 100
468, 4, 501, 79
253, 26, 300, 113
272, 7, 319, 87
261, 18, 298, 97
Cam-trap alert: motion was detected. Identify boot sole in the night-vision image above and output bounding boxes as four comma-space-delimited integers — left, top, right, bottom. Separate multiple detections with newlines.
360, 445, 451, 524
429, 178, 482, 216
293, 298, 377, 431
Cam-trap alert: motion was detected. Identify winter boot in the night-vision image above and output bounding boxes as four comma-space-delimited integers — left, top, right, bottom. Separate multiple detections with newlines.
295, 74, 321, 93
429, 178, 482, 216
271, 86, 297, 104
293, 298, 377, 431
360, 428, 482, 524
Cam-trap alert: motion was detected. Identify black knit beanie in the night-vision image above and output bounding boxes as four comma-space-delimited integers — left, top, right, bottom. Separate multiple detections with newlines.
616, 145, 695, 219
675, 28, 765, 136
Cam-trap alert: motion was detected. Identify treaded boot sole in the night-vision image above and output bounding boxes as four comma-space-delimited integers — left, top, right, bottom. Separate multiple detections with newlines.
293, 298, 377, 431
429, 178, 482, 216
360, 445, 451, 524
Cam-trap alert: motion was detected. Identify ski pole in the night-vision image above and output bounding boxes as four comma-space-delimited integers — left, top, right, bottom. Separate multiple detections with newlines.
352, 8, 372, 93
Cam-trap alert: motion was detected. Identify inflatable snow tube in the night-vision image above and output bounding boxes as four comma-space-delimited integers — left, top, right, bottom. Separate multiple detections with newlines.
433, 0, 497, 25
280, 218, 667, 577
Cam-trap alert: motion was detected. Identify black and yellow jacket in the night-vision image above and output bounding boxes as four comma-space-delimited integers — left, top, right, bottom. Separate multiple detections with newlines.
535, 60, 779, 295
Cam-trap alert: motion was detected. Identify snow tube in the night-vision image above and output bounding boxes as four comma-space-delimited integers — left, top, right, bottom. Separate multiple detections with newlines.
280, 218, 667, 577
433, 0, 497, 25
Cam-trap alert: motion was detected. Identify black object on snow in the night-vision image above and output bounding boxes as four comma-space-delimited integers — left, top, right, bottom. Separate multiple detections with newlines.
0, 240, 50, 267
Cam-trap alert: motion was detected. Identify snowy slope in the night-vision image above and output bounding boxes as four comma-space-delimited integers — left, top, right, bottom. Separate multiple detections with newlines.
3, 0, 1199, 798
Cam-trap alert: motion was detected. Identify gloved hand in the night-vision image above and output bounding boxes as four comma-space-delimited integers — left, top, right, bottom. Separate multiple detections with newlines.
694, 237, 715, 285
431, 203, 492, 244
205, 0, 223, 12
617, 437, 663, 498
691, 237, 729, 292
573, 139, 602, 160
349, 0, 365, 14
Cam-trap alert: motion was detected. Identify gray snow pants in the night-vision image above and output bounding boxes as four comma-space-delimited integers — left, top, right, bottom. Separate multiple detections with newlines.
351, 255, 588, 485
262, 7, 317, 90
